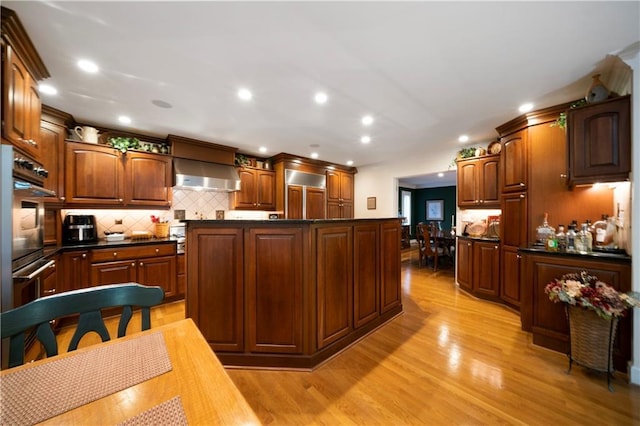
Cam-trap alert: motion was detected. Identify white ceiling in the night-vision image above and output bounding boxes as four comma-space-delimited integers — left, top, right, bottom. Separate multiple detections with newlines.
4, 1, 639, 188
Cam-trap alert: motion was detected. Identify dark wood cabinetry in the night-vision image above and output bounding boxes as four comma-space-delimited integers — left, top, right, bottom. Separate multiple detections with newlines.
456, 238, 473, 293
456, 237, 500, 300
231, 167, 275, 210
327, 170, 354, 218
186, 219, 401, 369
246, 227, 303, 354
1, 6, 49, 162
40, 254, 58, 297
520, 250, 631, 372
457, 154, 500, 208
90, 244, 177, 297
40, 107, 70, 205
60, 250, 90, 292
287, 185, 326, 219
567, 95, 631, 186
500, 129, 527, 193
176, 254, 185, 297
64, 141, 172, 208
473, 241, 500, 298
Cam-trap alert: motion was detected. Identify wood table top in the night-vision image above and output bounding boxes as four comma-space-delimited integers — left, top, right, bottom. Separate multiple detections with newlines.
1, 318, 260, 425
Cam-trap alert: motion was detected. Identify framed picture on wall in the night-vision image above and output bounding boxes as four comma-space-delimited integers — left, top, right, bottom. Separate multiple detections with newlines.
426, 200, 444, 221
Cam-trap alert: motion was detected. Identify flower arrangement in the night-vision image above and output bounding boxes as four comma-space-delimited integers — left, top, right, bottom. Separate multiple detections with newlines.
545, 271, 640, 319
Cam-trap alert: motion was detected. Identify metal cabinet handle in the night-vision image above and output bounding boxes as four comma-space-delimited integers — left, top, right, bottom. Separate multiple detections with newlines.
139, 262, 144, 267
60, 196, 66, 201
43, 289, 56, 295
155, 248, 159, 253
519, 182, 525, 187
131, 262, 136, 267
519, 194, 525, 198
82, 253, 87, 259
560, 173, 567, 179
119, 198, 123, 202
113, 252, 118, 257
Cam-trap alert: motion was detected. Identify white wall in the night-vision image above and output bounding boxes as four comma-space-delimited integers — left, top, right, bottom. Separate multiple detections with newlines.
619, 43, 639, 385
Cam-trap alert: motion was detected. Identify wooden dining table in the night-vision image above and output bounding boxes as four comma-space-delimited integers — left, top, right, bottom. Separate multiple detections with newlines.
0, 318, 260, 425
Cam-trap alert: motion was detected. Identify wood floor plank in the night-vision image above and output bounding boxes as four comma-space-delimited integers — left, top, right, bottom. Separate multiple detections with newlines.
46, 256, 639, 425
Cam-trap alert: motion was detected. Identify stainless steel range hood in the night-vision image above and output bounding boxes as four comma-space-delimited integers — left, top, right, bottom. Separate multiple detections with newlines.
173, 158, 241, 192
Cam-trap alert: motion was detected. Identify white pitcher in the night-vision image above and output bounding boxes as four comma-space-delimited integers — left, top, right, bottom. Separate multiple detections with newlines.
74, 126, 99, 143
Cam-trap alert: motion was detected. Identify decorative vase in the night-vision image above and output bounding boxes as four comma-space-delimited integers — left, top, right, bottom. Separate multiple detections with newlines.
566, 306, 618, 390
585, 74, 609, 103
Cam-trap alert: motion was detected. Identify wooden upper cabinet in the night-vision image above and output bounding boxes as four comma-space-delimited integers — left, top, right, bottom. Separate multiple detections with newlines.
327, 170, 353, 203
125, 151, 172, 207
2, 45, 42, 160
501, 191, 528, 248
567, 95, 631, 185
64, 141, 171, 208
65, 141, 125, 205
231, 168, 275, 210
40, 117, 67, 205
306, 187, 326, 219
456, 154, 500, 208
500, 129, 528, 193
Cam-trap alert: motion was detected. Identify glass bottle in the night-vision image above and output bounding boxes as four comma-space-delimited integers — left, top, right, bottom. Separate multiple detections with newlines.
566, 224, 576, 253
556, 225, 567, 253
546, 233, 558, 252
577, 223, 592, 254
536, 213, 555, 245
591, 214, 608, 248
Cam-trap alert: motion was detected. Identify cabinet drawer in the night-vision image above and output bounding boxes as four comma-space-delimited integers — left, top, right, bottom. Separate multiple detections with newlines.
91, 243, 176, 262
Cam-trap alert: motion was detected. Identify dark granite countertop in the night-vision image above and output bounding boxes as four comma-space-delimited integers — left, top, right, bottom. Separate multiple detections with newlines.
518, 246, 631, 262
181, 218, 400, 225
457, 235, 500, 242
44, 238, 177, 258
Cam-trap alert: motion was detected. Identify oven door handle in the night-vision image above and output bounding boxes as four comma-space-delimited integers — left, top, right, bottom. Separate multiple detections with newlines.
13, 260, 55, 280
14, 180, 57, 197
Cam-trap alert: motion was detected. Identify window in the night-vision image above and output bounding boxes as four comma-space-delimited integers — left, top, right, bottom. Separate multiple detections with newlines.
401, 190, 411, 226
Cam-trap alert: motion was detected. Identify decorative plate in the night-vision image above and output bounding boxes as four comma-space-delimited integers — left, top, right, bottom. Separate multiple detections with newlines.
488, 141, 501, 155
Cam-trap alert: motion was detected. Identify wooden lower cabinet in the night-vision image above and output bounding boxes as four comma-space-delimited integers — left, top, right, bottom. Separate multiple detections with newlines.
41, 254, 59, 297
186, 219, 402, 369
176, 254, 185, 297
472, 241, 500, 299
520, 250, 631, 372
456, 238, 473, 292
60, 250, 90, 292
500, 246, 521, 308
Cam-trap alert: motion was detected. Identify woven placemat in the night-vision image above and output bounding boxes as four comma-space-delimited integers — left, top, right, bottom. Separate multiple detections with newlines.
0, 332, 171, 426
118, 396, 188, 426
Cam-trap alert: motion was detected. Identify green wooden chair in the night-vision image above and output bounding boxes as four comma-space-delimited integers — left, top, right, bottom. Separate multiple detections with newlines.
1, 283, 165, 368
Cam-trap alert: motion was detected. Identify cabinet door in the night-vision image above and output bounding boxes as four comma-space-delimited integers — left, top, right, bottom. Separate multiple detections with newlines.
326, 171, 342, 202
342, 202, 354, 219
65, 142, 124, 205
187, 227, 244, 352
317, 226, 353, 348
480, 156, 500, 206
40, 256, 58, 297
125, 152, 172, 207
233, 168, 258, 209
246, 227, 304, 354
40, 120, 66, 204
456, 238, 473, 292
354, 223, 379, 328
287, 185, 303, 219
3, 46, 41, 160
568, 95, 631, 185
60, 250, 91, 292
137, 255, 176, 298
326, 201, 342, 219
339, 172, 354, 203
91, 259, 137, 287
380, 221, 401, 314
176, 254, 185, 297
501, 129, 527, 192
501, 192, 527, 248
457, 160, 479, 207
500, 246, 521, 308
473, 241, 500, 297
306, 187, 326, 219
256, 170, 275, 210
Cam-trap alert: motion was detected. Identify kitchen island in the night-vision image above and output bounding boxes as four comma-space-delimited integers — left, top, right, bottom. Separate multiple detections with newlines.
184, 218, 402, 369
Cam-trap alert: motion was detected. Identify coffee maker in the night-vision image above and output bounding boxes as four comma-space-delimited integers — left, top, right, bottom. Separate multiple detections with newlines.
63, 214, 98, 244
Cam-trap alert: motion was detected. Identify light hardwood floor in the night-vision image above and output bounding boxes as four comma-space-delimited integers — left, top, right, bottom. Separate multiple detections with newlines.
51, 251, 639, 425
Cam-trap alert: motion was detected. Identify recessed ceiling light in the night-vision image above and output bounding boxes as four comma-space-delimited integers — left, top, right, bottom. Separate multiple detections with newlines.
458, 135, 469, 143
519, 102, 534, 113
259, 146, 267, 153
77, 59, 99, 73
118, 116, 131, 125
310, 152, 319, 159
361, 115, 374, 126
314, 92, 328, 104
360, 136, 371, 144
237, 88, 252, 101
438, 172, 444, 177
38, 84, 57, 95
346, 160, 354, 166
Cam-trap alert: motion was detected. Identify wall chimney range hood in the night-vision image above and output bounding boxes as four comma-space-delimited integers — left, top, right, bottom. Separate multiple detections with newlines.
173, 158, 241, 192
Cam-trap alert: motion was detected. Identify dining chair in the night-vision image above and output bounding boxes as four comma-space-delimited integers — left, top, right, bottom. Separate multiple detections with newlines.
416, 223, 444, 271
0, 283, 165, 368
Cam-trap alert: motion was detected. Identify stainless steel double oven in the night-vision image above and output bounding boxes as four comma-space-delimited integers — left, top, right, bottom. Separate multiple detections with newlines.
1, 144, 55, 313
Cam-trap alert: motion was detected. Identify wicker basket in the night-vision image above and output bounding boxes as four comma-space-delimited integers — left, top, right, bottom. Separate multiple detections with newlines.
567, 306, 618, 373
